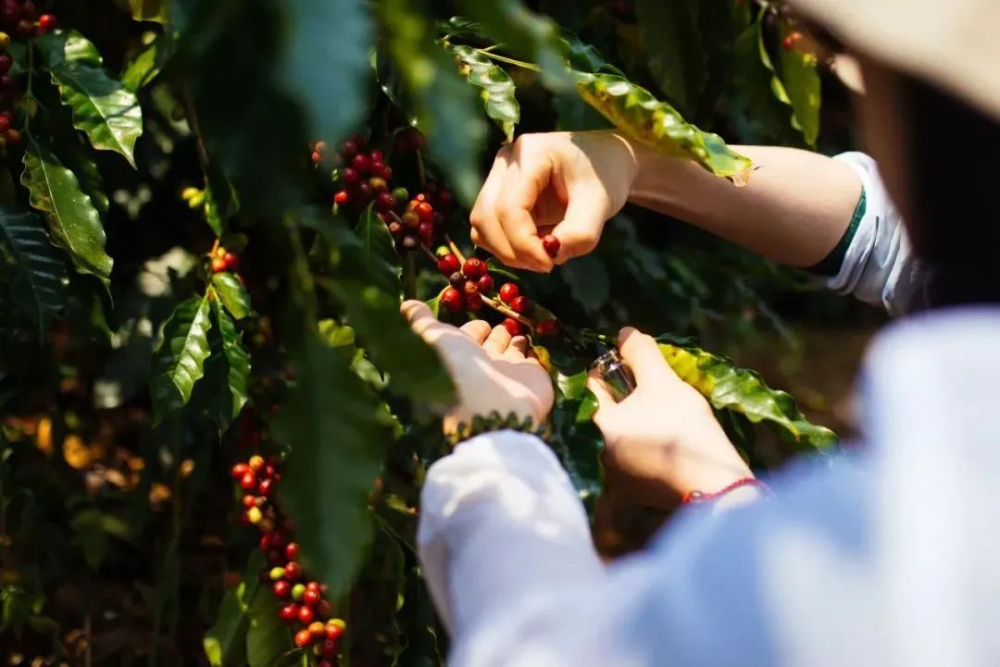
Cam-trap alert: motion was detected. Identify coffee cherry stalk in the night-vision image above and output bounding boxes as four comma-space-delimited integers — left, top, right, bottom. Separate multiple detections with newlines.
231, 453, 347, 665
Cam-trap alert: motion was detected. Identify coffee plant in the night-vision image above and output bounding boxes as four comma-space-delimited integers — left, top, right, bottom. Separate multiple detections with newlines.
0, 0, 853, 664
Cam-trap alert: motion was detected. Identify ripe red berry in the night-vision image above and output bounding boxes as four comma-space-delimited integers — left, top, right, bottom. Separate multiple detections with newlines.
266, 549, 284, 565
284, 561, 302, 581
309, 621, 326, 638
239, 471, 257, 491
231, 462, 250, 478
414, 201, 433, 223
499, 282, 519, 304
242, 494, 257, 509
21, 2, 36, 20
369, 149, 383, 163
257, 478, 274, 496
14, 20, 31, 39
541, 234, 561, 258
318, 662, 334, 667
0, 116, 10, 134
351, 153, 371, 172
401, 211, 420, 229
305, 581, 321, 592
510, 295, 531, 314
273, 580, 291, 598
462, 258, 486, 280
782, 31, 803, 50
0, 4, 18, 23
535, 319, 560, 336
285, 542, 299, 560
463, 281, 478, 297
437, 189, 454, 208
441, 286, 464, 312
279, 604, 299, 624
417, 221, 434, 242
321, 640, 338, 657
375, 192, 396, 213
303, 588, 320, 606
503, 318, 526, 337
477, 274, 494, 293
466, 292, 483, 311
325, 623, 345, 641
379, 164, 393, 180
311, 151, 322, 164
297, 605, 314, 625
437, 253, 460, 275
0, 54, 11, 74
224, 252, 239, 271
333, 190, 349, 206
355, 181, 372, 200
5, 128, 20, 145
341, 140, 357, 157
210, 258, 227, 273
341, 167, 359, 183
294, 629, 313, 648
353, 134, 367, 147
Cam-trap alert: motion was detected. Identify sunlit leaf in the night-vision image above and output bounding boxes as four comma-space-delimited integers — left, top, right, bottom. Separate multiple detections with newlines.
448, 45, 519, 142
150, 294, 213, 420
211, 272, 251, 320
777, 24, 821, 147
128, 0, 167, 23
123, 30, 176, 90
21, 138, 112, 287
211, 298, 250, 422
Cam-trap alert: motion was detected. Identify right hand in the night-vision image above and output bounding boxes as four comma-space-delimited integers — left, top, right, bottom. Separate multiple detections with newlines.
587, 328, 753, 506
470, 131, 639, 272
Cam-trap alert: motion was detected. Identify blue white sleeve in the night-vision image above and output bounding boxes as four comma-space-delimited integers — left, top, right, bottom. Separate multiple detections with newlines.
827, 152, 924, 316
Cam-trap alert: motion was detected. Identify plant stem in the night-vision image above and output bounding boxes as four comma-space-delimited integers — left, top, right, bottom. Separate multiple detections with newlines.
403, 253, 417, 299
473, 49, 541, 72
482, 294, 533, 327
420, 243, 439, 265
444, 234, 466, 264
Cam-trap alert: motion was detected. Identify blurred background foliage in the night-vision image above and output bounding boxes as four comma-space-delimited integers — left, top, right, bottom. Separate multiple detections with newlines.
0, 0, 881, 664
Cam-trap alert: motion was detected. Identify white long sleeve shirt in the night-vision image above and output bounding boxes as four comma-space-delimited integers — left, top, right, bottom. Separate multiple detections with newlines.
417, 157, 1000, 666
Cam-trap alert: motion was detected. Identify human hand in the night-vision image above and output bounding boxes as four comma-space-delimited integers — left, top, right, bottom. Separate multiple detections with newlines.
587, 328, 752, 506
470, 130, 639, 272
402, 301, 554, 435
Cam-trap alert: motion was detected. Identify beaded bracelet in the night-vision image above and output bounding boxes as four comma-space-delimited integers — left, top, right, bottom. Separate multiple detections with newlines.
681, 478, 772, 504
446, 411, 550, 448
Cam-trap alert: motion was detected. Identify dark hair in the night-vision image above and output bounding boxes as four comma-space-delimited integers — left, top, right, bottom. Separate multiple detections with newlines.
906, 76, 1000, 309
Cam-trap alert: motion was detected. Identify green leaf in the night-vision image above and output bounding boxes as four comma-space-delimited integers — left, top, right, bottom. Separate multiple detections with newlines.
658, 341, 838, 451
455, 0, 570, 89
245, 581, 287, 667
128, 0, 167, 23
318, 319, 356, 347
777, 25, 821, 147
449, 45, 519, 142
150, 295, 213, 420
281, 0, 372, 152
559, 254, 609, 315
275, 333, 391, 596
38, 31, 144, 166
573, 71, 752, 182
379, 0, 487, 205
211, 272, 251, 320
550, 370, 604, 503
21, 138, 112, 287
211, 298, 250, 422
203, 551, 265, 667
0, 208, 68, 336
60, 142, 110, 217
634, 0, 706, 116
356, 204, 402, 296
123, 30, 176, 90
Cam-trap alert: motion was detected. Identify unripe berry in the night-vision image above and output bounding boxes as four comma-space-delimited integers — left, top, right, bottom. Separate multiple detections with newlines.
291, 583, 306, 600
211, 257, 227, 273
503, 318, 526, 337
303, 588, 320, 606
309, 621, 326, 638
246, 506, 263, 524
477, 274, 494, 293
369, 176, 387, 192
437, 253, 460, 275
375, 192, 396, 213
417, 221, 434, 241
333, 190, 349, 206
441, 286, 464, 312
535, 319, 560, 336
273, 580, 291, 598
297, 605, 314, 625
242, 494, 257, 509
341, 167, 359, 183
387, 221, 403, 236
401, 235, 418, 250
294, 629, 313, 648
0, 33, 9, 49
391, 187, 409, 202
401, 211, 419, 229
466, 292, 483, 311
499, 282, 519, 304
462, 258, 486, 280
541, 234, 561, 258
285, 542, 299, 560
248, 455, 264, 471
231, 462, 250, 478
269, 567, 286, 581
284, 561, 302, 581
435, 245, 451, 258
240, 471, 257, 490
4, 128, 18, 145
510, 295, 531, 314
279, 604, 299, 623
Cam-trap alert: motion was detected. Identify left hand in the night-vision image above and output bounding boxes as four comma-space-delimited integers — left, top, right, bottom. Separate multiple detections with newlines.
402, 301, 554, 435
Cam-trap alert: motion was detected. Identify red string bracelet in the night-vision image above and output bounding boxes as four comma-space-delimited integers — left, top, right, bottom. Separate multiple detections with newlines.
682, 477, 772, 504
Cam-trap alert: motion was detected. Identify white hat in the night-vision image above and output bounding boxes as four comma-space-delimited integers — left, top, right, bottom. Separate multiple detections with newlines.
789, 0, 1000, 120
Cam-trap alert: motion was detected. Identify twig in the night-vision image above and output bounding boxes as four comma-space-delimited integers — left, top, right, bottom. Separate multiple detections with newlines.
482, 295, 533, 327
420, 244, 439, 265
473, 49, 542, 72
444, 234, 466, 264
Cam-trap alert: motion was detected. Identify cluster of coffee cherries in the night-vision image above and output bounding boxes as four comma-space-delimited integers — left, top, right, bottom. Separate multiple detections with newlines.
0, 0, 56, 41
232, 455, 346, 663
329, 134, 393, 210
209, 245, 240, 274
385, 189, 452, 252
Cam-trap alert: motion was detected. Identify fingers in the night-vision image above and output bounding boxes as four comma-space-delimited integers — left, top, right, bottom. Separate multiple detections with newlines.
459, 320, 492, 344
550, 186, 607, 263
496, 149, 556, 272
503, 335, 529, 360
401, 300, 447, 339
470, 147, 516, 263
482, 324, 512, 356
617, 327, 678, 386
586, 368, 617, 424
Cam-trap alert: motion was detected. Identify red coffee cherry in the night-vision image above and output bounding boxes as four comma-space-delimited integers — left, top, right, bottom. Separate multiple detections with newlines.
414, 201, 433, 223
284, 561, 302, 581
401, 211, 420, 229
541, 234, 561, 258
321, 639, 338, 657
510, 295, 531, 314
476, 274, 494, 293
308, 621, 326, 638
341, 167, 359, 183
462, 258, 486, 280
4, 128, 19, 145
279, 604, 299, 624
375, 191, 396, 213
417, 221, 434, 242
503, 318, 526, 337
325, 622, 345, 641
297, 604, 314, 625
333, 190, 349, 205
240, 471, 257, 491
437, 253, 460, 275
498, 282, 519, 304
294, 629, 313, 648
285, 542, 299, 561
351, 153, 370, 172
466, 292, 483, 311
224, 252, 240, 271
782, 31, 803, 50
273, 580, 291, 598
257, 478, 274, 496
231, 462, 250, 478
0, 54, 11, 74
303, 588, 321, 606
441, 286, 464, 312
242, 495, 257, 509
535, 319, 560, 336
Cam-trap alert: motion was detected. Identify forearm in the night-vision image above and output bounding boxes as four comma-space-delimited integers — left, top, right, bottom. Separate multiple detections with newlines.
628, 143, 863, 268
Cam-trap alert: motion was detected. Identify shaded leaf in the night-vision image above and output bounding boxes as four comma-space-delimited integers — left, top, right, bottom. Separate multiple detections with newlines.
245, 579, 287, 667
275, 333, 391, 596
150, 295, 213, 420
203, 551, 264, 667
211, 272, 251, 320
282, 0, 372, 153
559, 254, 609, 315
0, 207, 68, 336
658, 341, 838, 451
635, 0, 706, 116
38, 31, 144, 166
356, 204, 402, 296
573, 71, 752, 182
449, 45, 519, 141
211, 299, 250, 422
21, 138, 112, 287
549, 370, 604, 503
379, 0, 487, 205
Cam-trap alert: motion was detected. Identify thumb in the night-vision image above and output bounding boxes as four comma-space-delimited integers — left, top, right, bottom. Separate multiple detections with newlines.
586, 367, 618, 425
551, 187, 608, 262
